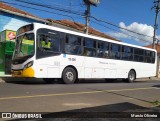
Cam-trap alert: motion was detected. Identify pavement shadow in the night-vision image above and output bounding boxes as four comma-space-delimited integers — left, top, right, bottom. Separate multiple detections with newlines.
77, 79, 148, 84
153, 84, 160, 88
1, 78, 153, 85
87, 87, 156, 105
2, 78, 125, 85
1, 77, 46, 85
7, 102, 159, 120
2, 77, 44, 85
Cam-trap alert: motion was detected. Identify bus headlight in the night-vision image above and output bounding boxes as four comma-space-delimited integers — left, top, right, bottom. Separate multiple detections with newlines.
24, 61, 33, 70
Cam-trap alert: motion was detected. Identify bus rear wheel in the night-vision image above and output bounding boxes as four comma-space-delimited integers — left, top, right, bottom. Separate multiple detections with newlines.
62, 67, 77, 84
127, 70, 136, 83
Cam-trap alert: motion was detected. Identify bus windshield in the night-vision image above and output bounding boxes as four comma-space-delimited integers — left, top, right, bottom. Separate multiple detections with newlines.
13, 33, 34, 59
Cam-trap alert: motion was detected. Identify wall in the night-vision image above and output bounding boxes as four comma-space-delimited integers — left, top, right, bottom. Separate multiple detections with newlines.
0, 43, 5, 76
0, 11, 43, 32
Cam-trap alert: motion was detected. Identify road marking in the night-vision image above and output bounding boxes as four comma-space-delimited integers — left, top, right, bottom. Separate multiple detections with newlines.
0, 87, 158, 100
63, 103, 92, 106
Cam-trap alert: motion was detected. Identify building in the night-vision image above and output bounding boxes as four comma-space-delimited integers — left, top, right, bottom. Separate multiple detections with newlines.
0, 2, 46, 32
0, 2, 46, 76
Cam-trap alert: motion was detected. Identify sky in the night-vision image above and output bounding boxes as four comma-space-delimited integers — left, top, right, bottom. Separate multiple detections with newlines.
2, 0, 160, 46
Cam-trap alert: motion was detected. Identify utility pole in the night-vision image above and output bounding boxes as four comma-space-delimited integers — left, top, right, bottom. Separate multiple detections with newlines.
152, 0, 160, 49
84, 0, 100, 34
84, 1, 90, 34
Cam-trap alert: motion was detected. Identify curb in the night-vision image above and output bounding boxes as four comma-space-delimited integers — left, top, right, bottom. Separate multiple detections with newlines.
136, 77, 160, 81
0, 79, 5, 83
150, 77, 160, 81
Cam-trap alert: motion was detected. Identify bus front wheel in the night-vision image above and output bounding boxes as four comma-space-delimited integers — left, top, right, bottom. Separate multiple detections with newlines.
62, 67, 77, 84
127, 70, 136, 83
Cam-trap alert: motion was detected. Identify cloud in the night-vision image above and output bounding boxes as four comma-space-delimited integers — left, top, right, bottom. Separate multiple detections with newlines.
108, 22, 158, 45
157, 35, 160, 40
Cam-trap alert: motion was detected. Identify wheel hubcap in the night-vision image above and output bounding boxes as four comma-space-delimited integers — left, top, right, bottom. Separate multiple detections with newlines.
66, 72, 74, 81
129, 73, 135, 81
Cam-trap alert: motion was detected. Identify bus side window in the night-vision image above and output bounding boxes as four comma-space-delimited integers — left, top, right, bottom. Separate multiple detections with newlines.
51, 35, 60, 52
139, 49, 144, 62
134, 48, 144, 62
97, 41, 109, 58
144, 50, 151, 63
84, 38, 96, 48
39, 35, 52, 50
83, 47, 96, 57
122, 46, 133, 61
151, 51, 156, 63
110, 43, 121, 59
64, 34, 82, 55
83, 38, 96, 57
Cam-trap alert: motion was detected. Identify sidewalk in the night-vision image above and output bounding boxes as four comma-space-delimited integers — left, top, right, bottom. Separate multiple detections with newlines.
0, 75, 12, 82
136, 77, 160, 81
0, 78, 5, 83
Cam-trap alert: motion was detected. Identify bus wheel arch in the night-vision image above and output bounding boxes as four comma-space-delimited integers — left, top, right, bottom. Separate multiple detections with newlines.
62, 66, 78, 84
127, 69, 136, 83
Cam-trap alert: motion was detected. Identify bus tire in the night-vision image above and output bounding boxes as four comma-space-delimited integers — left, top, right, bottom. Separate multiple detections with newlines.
62, 67, 77, 84
127, 70, 136, 83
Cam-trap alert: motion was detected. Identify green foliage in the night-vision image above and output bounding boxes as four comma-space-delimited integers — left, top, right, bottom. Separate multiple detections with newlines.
151, 100, 160, 106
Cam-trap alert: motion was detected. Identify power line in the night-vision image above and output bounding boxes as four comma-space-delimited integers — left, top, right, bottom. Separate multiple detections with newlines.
90, 15, 154, 39
1, 1, 80, 21
39, 0, 85, 10
2, 1, 152, 43
91, 19, 152, 43
11, 0, 84, 16
3, 0, 154, 40
1, 0, 154, 44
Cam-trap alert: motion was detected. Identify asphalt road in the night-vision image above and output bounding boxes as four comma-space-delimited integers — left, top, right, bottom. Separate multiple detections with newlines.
0, 78, 160, 119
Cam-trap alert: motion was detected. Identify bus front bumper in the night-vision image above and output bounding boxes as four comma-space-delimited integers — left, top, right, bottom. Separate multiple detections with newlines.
11, 67, 35, 77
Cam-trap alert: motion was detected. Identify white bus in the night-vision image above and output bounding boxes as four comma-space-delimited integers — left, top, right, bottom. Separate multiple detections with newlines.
11, 23, 157, 84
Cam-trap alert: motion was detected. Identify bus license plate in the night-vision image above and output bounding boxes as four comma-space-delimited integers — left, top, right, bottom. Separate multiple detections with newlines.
12, 71, 21, 76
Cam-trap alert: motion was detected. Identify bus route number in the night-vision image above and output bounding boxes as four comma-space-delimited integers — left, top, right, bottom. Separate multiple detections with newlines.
68, 58, 76, 61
